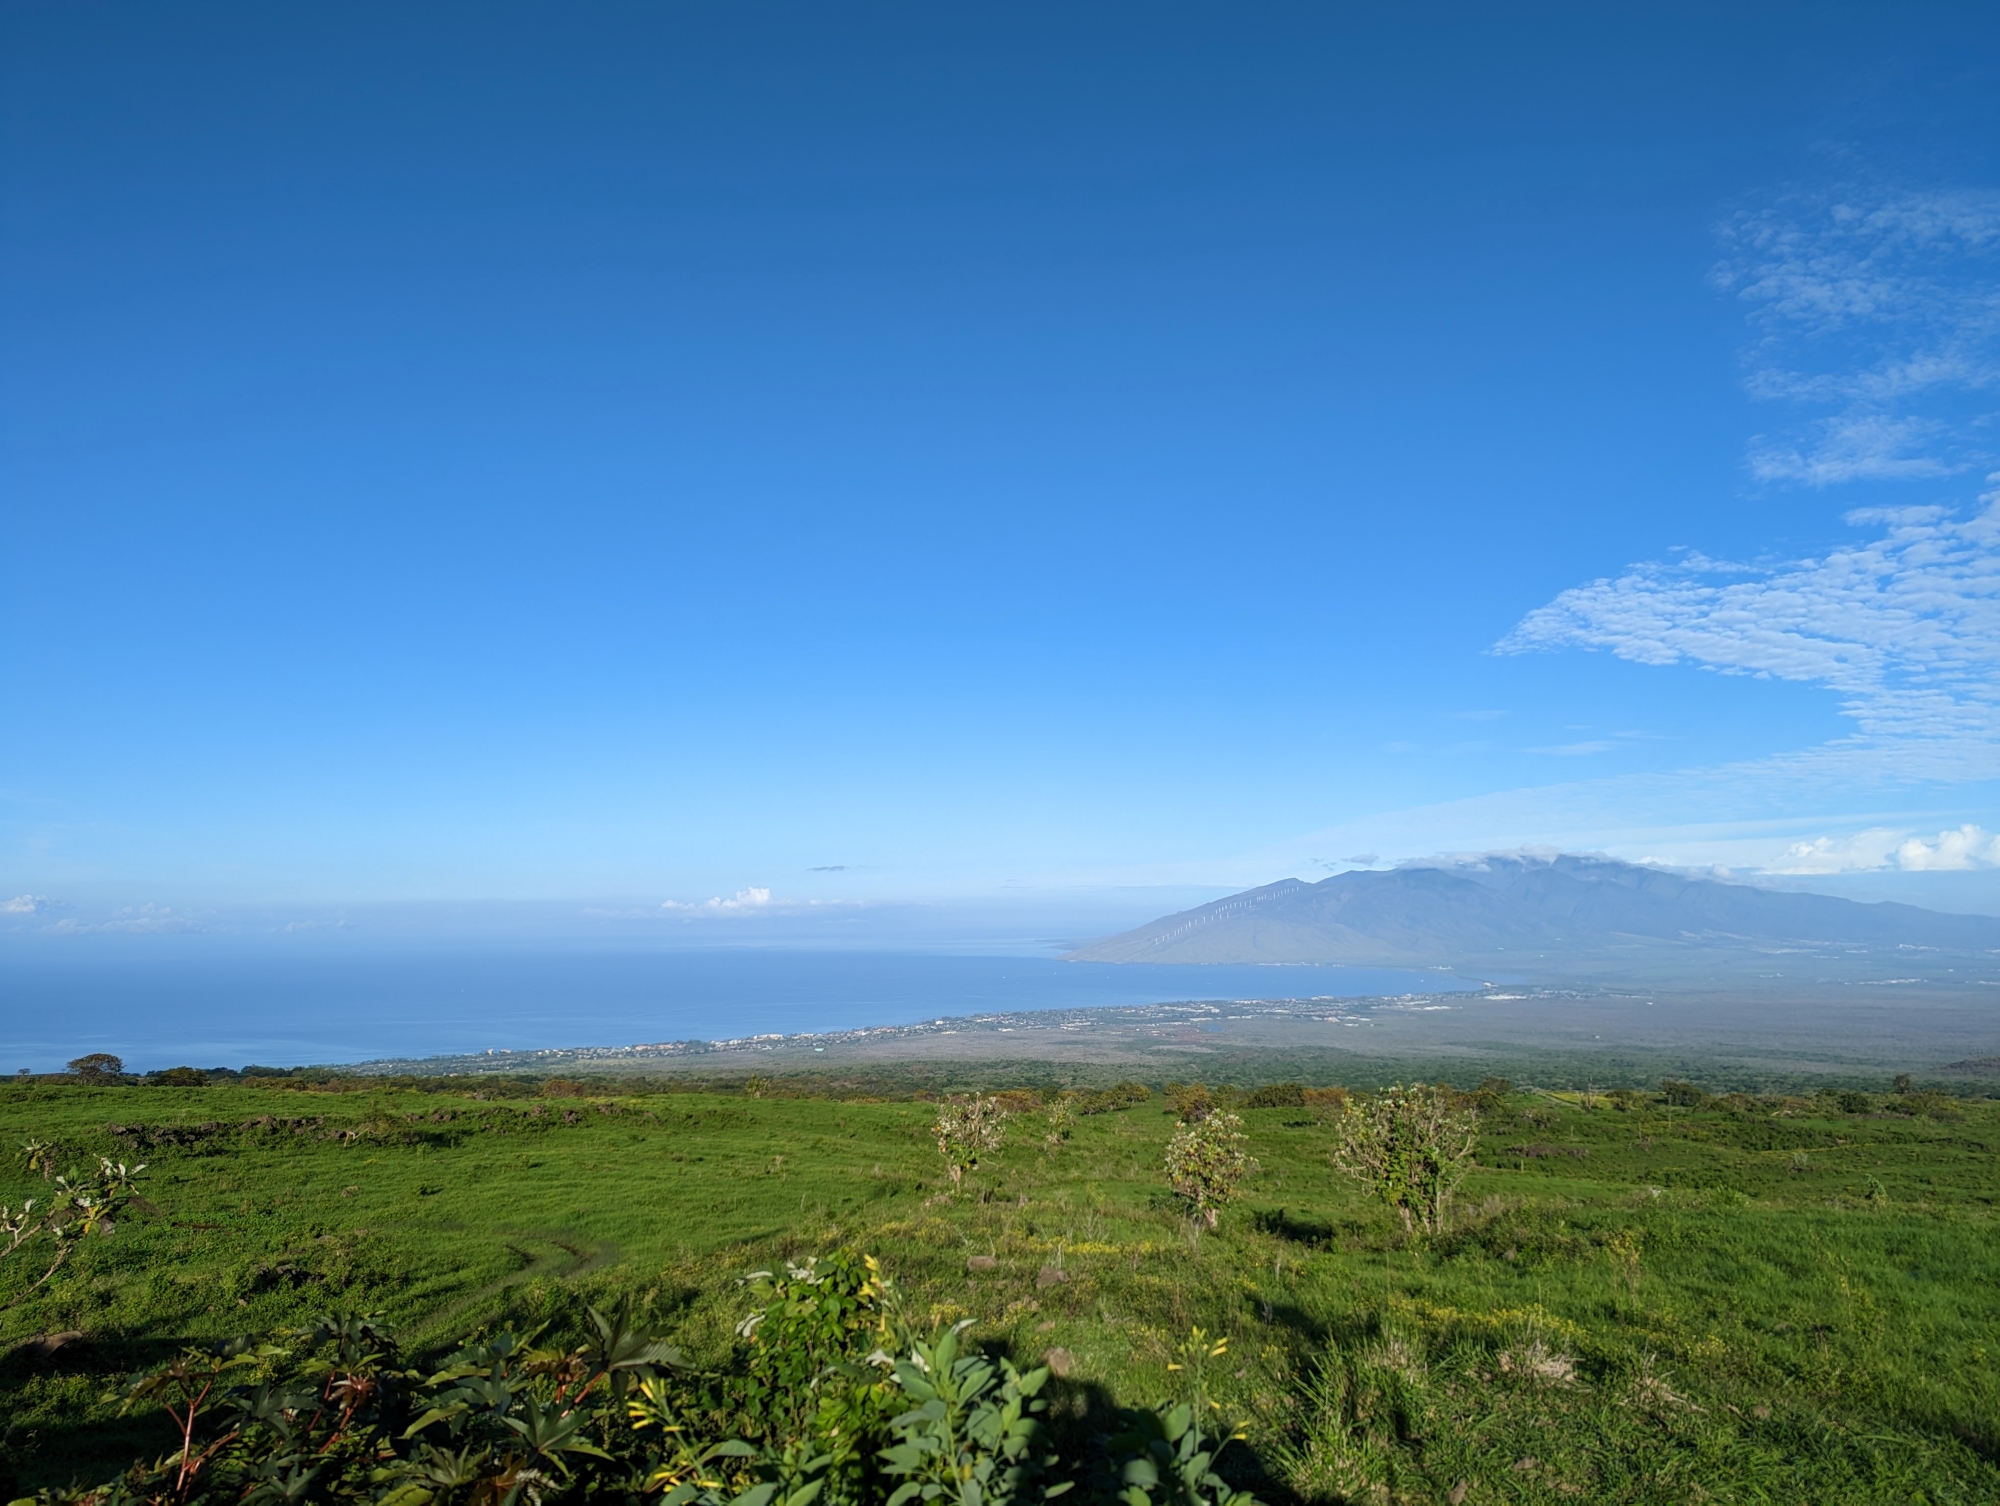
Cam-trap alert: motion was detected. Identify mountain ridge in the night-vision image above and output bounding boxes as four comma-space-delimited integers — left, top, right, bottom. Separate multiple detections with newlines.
1063, 855, 2000, 971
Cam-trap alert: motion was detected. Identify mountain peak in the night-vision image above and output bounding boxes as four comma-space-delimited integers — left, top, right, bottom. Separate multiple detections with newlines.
1064, 854, 2000, 974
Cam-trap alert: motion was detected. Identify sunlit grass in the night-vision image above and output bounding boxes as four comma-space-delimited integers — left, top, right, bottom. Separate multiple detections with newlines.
1, 1077, 1995, 1500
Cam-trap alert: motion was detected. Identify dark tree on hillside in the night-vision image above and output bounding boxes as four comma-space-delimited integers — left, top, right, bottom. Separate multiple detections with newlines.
67, 1052, 125, 1081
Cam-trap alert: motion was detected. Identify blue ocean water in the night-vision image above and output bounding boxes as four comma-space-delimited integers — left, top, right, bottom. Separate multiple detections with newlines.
0, 946, 1475, 1072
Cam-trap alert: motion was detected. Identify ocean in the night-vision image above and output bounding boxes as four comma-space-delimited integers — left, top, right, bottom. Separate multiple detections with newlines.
0, 945, 1475, 1072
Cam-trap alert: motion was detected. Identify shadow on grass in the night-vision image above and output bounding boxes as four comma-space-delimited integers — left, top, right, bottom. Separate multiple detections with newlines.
0, 1333, 187, 1494
1249, 1206, 1337, 1247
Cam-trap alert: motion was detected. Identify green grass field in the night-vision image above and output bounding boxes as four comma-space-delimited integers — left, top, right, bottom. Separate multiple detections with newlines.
2, 1075, 1996, 1503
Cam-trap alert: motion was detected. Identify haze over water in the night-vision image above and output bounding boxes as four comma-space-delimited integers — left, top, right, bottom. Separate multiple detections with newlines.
1, 947, 1475, 1074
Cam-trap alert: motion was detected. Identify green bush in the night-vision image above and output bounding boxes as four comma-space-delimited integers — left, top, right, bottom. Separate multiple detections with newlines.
1164, 1112, 1254, 1228
1659, 1079, 1705, 1108
1238, 1084, 1304, 1110
1074, 1083, 1151, 1116
146, 1067, 210, 1088
1331, 1084, 1478, 1239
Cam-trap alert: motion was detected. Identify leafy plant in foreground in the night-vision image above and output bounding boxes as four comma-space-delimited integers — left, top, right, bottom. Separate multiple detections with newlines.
1105, 1403, 1257, 1506
730, 1253, 897, 1504
879, 1321, 1069, 1506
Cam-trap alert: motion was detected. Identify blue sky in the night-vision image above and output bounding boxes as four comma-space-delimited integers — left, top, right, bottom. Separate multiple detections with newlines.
6, 1, 2000, 936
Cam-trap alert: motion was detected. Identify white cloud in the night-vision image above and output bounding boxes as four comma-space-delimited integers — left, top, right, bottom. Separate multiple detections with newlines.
1895, 823, 2000, 870
1500, 497, 2000, 782
2, 894, 49, 914
1769, 828, 1907, 874
1766, 823, 2000, 874
1715, 184, 2000, 487
661, 886, 774, 914
1528, 740, 1616, 756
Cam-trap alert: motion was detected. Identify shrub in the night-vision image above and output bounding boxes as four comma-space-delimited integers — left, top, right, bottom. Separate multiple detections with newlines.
1834, 1090, 1874, 1114
1897, 1089, 1963, 1120
1331, 1084, 1478, 1239
1164, 1111, 1254, 1228
1075, 1082, 1152, 1115
1660, 1080, 1704, 1108
148, 1066, 209, 1087
1165, 1083, 1218, 1121
1240, 1083, 1305, 1109
933, 1095, 1008, 1192
1471, 1076, 1512, 1114
1302, 1086, 1349, 1114
1042, 1095, 1077, 1156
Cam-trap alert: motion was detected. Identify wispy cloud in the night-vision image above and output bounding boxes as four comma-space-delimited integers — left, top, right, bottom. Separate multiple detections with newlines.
45, 902, 203, 934
1528, 740, 1616, 756
1749, 415, 1954, 485
2, 894, 50, 914
1500, 495, 2000, 781
1715, 184, 2000, 486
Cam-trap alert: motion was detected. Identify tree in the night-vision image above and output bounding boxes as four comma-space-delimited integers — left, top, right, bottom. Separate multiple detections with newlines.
933, 1095, 1007, 1192
1164, 1111, 1253, 1228
1330, 1084, 1478, 1239
67, 1053, 125, 1082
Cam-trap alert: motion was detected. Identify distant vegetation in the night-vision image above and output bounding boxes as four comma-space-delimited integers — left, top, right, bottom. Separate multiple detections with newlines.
1, 1067, 1995, 1502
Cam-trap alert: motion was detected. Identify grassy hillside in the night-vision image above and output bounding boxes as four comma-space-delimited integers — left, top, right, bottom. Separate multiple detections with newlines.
1, 1075, 1996, 1502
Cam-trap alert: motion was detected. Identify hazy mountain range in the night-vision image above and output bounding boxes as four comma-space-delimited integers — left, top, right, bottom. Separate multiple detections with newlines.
1066, 855, 2000, 979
